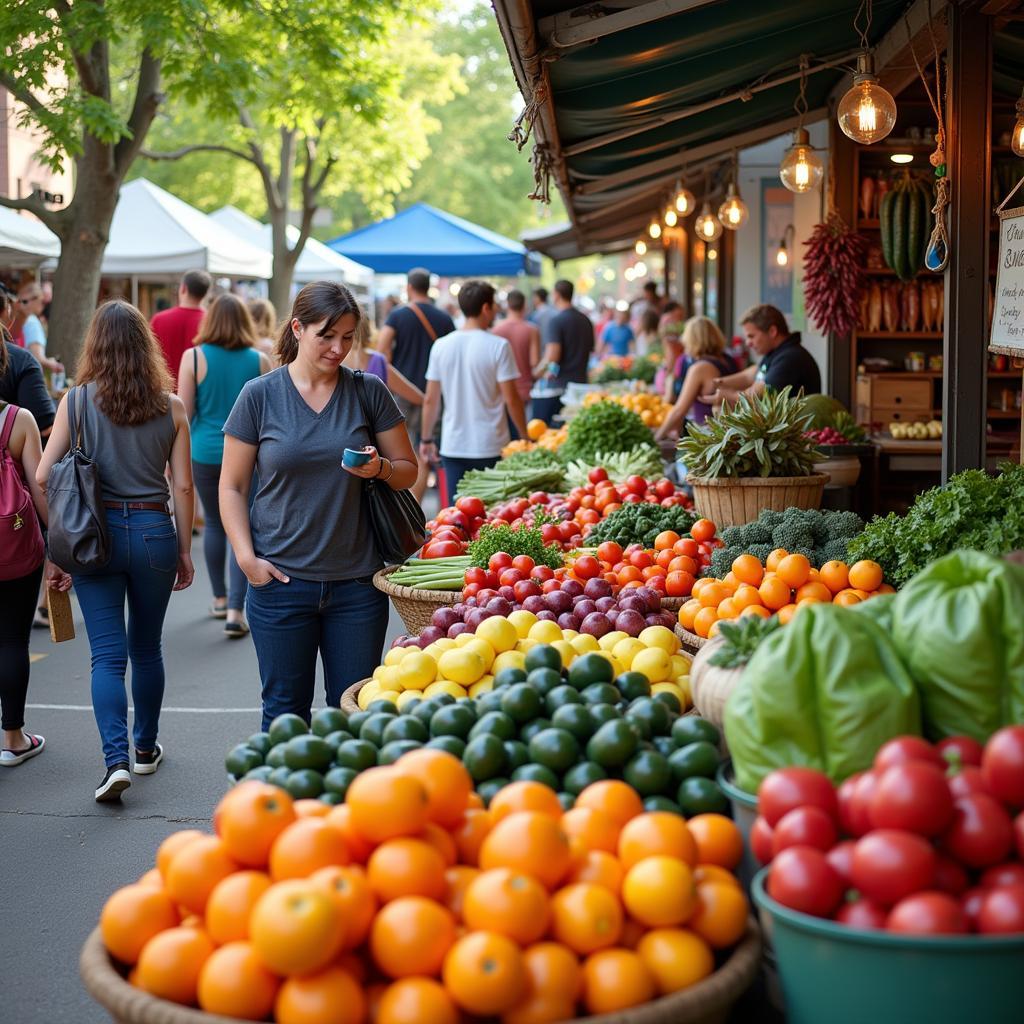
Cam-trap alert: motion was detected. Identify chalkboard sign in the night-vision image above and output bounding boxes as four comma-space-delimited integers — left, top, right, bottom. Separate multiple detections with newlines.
990, 186, 1024, 356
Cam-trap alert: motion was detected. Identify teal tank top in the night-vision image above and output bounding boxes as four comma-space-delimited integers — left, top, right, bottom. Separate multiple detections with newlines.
191, 345, 262, 464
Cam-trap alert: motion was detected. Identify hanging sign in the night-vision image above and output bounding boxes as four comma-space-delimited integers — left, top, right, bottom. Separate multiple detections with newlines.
989, 177, 1024, 356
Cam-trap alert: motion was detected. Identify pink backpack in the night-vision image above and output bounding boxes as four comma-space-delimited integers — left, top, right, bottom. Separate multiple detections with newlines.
0, 403, 46, 580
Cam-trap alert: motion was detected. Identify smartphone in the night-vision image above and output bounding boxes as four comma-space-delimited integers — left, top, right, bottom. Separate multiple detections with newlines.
343, 447, 372, 467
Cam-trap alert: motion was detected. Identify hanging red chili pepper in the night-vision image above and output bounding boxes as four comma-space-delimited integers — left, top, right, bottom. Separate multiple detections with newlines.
802, 212, 867, 337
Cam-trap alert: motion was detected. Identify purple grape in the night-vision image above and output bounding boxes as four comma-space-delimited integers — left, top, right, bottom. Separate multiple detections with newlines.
523, 594, 547, 615
486, 596, 513, 616
557, 611, 579, 631
583, 577, 613, 601
419, 625, 444, 645
560, 579, 584, 599
595, 595, 617, 613
574, 599, 597, 619
616, 609, 647, 637
447, 622, 470, 639
536, 610, 558, 622
581, 612, 612, 638
432, 607, 460, 631
498, 585, 516, 602
544, 590, 573, 615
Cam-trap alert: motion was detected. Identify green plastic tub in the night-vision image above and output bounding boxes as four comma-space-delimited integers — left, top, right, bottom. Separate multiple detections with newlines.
716, 761, 759, 891
752, 868, 1024, 1024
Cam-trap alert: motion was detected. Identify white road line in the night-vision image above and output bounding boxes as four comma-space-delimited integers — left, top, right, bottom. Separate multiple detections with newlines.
26, 704, 261, 713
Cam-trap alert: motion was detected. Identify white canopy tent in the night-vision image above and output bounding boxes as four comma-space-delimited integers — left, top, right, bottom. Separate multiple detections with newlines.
209, 206, 374, 299
0, 207, 60, 268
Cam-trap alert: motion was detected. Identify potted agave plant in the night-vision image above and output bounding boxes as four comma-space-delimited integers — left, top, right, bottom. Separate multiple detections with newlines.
679, 387, 828, 528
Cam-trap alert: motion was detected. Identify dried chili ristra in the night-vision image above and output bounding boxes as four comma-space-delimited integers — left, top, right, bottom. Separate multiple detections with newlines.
802, 213, 867, 337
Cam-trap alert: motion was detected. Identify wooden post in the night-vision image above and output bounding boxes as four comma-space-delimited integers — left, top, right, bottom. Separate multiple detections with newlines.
942, 3, 991, 479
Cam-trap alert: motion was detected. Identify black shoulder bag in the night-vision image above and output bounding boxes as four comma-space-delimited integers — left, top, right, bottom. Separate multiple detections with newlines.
352, 370, 428, 565
46, 385, 111, 572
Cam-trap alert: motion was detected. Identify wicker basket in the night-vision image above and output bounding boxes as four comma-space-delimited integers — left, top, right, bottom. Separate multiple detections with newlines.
675, 623, 706, 654
660, 596, 687, 612
340, 677, 369, 715
81, 920, 761, 1024
372, 565, 460, 636
687, 473, 828, 529
690, 634, 744, 732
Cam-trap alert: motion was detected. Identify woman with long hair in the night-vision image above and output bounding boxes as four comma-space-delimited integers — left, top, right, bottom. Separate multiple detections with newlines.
220, 282, 417, 728
247, 298, 278, 361
342, 311, 424, 407
37, 301, 194, 802
178, 294, 270, 636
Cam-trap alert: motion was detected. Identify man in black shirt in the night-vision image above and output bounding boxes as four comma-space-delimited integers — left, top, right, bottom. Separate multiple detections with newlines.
1, 283, 55, 438
533, 279, 595, 425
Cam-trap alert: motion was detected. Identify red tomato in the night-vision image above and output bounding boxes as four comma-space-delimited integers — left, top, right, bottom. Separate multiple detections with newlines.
573, 555, 601, 580
937, 735, 985, 768
462, 582, 481, 599
623, 493, 643, 504
757, 767, 840, 828
874, 736, 943, 772
541, 579, 561, 594
977, 884, 1024, 935
489, 552, 513, 572
825, 840, 856, 885
654, 478, 675, 499
476, 589, 498, 604
835, 899, 888, 930
690, 518, 716, 543
624, 475, 647, 495
513, 580, 541, 603
557, 522, 577, 542
943, 794, 1014, 869
961, 886, 987, 929
931, 853, 969, 896
499, 568, 525, 587
464, 567, 487, 587
540, 523, 561, 545
629, 550, 653, 569
528, 492, 548, 506
837, 772, 867, 837
851, 830, 936, 906
771, 807, 838, 857
947, 765, 991, 800
664, 571, 696, 598
674, 538, 700, 558
868, 762, 954, 837
751, 816, 774, 864
1016, 810, 1024, 861
431, 528, 464, 545
511, 555, 535, 575
588, 467, 608, 484
660, 496, 679, 507
423, 540, 461, 558
533, 564, 554, 582
846, 771, 880, 838
509, 498, 530, 519
886, 892, 967, 935
438, 509, 470, 532
455, 496, 485, 518
981, 725, 1024, 809
767, 846, 845, 918
980, 863, 1024, 889
596, 541, 622, 564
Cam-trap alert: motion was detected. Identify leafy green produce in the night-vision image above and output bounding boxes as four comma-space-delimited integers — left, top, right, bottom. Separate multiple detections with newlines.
586, 502, 697, 549
455, 464, 565, 504
467, 522, 564, 569
388, 555, 471, 591
709, 615, 781, 669
558, 400, 658, 465
498, 447, 565, 474
563, 444, 664, 488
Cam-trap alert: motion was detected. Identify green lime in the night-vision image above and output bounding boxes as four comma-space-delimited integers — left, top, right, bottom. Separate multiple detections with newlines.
524, 644, 562, 673
319, 792, 343, 806
581, 682, 620, 706
311, 707, 349, 737
526, 667, 562, 695
627, 697, 672, 737
586, 719, 639, 769
427, 735, 467, 758
568, 652, 614, 690
322, 729, 355, 751
518, 718, 553, 744
668, 741, 720, 782
285, 769, 324, 800
347, 710, 371, 734
511, 763, 559, 789
430, 704, 477, 740
501, 683, 543, 723
474, 690, 505, 716
557, 792, 576, 812
623, 750, 672, 797
367, 699, 399, 717
469, 711, 516, 742
267, 766, 292, 790
432, 693, 456, 707
643, 795, 682, 814
494, 666, 528, 688
411, 700, 440, 728
671, 716, 720, 748
267, 713, 308, 746
503, 740, 530, 772
226, 744, 263, 779
323, 766, 358, 797
589, 703, 621, 728
652, 735, 676, 757
359, 713, 394, 748
562, 760, 607, 795
382, 716, 428, 745
283, 735, 334, 772
379, 739, 422, 764
477, 778, 511, 807
265, 744, 288, 769
652, 691, 683, 716
242, 765, 274, 784
246, 732, 272, 757
615, 672, 651, 702
336, 739, 378, 772
528, 728, 580, 774
463, 733, 507, 781
676, 776, 728, 816
545, 685, 583, 717
551, 704, 594, 743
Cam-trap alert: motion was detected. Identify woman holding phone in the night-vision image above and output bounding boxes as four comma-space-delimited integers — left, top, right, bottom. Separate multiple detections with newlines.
220, 282, 417, 728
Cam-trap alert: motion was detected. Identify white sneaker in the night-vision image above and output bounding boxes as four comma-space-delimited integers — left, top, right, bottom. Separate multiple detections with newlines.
95, 764, 131, 802
133, 743, 164, 775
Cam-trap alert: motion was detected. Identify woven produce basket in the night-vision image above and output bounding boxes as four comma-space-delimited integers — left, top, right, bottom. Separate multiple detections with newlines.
689, 634, 743, 732
687, 473, 828, 529
81, 920, 761, 1024
675, 623, 706, 654
340, 677, 369, 715
660, 596, 687, 612
372, 565, 460, 635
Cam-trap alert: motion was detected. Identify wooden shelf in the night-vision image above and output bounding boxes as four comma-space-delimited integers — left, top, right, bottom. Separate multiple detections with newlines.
988, 371, 1022, 379
857, 370, 942, 379
986, 409, 1022, 419
858, 218, 880, 229
858, 331, 943, 339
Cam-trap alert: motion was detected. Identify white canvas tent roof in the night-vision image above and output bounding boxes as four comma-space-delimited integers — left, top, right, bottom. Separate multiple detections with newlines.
101, 180, 272, 279
209, 206, 373, 291
0, 207, 60, 267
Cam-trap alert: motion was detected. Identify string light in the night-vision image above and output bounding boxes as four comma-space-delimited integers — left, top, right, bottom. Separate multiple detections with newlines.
718, 183, 748, 230
1013, 88, 1024, 158
664, 207, 678, 228
780, 128, 824, 193
694, 202, 722, 241
837, 4, 896, 145
776, 224, 795, 268
674, 181, 695, 215
707, 248, 718, 262
648, 219, 662, 240
635, 239, 647, 256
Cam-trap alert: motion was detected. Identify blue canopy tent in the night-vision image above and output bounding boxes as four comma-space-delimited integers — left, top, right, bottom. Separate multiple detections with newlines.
327, 202, 541, 277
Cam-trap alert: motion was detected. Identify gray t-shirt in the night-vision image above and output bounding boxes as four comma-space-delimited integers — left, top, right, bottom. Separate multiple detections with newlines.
223, 366, 404, 581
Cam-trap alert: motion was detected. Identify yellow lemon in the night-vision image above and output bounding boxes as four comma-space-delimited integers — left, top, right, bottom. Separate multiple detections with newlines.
492, 650, 526, 675
528, 620, 563, 644
508, 609, 538, 639
570, 633, 600, 655
357, 680, 382, 709
612, 637, 646, 670
476, 616, 519, 654
422, 644, 439, 661
631, 647, 671, 684
398, 651, 436, 690
437, 648, 486, 686
598, 630, 628, 652
515, 638, 539, 653
433, 637, 457, 652
638, 625, 679, 655
454, 632, 477, 648
377, 665, 404, 692
551, 640, 576, 667
651, 682, 688, 706
463, 637, 495, 672
469, 678, 495, 698
396, 689, 425, 710
561, 629, 579, 641
370, 689, 399, 706
383, 645, 414, 667
425, 679, 468, 700
669, 654, 691, 679
372, 665, 386, 680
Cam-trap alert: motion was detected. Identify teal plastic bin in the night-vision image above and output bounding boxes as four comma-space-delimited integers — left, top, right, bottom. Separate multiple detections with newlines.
716, 761, 759, 891
753, 868, 1024, 1024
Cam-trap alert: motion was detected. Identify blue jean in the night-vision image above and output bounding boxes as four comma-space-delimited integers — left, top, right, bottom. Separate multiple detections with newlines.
441, 455, 499, 504
192, 460, 247, 611
531, 394, 563, 426
72, 508, 177, 767
246, 575, 389, 730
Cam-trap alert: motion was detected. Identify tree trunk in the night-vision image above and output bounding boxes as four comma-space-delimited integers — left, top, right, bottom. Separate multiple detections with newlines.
268, 206, 297, 315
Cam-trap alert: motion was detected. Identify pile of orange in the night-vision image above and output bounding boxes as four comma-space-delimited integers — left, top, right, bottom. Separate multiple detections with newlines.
99, 751, 749, 1023
678, 551, 891, 638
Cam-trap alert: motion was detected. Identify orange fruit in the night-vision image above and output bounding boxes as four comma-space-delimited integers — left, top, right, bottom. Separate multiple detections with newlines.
622, 856, 697, 927
479, 811, 572, 891
794, 581, 832, 605
275, 966, 366, 1024
269, 818, 350, 881
568, 850, 624, 893
685, 815, 743, 870
758, 576, 791, 611
156, 830, 205, 882
697, 582, 728, 609
694, 863, 742, 888
677, 599, 701, 631
731, 554, 764, 587
502, 993, 575, 1024
463, 868, 550, 945
848, 559, 883, 591
378, 978, 458, 1024
137, 868, 164, 889
250, 880, 345, 976
720, 571, 739, 593
294, 799, 330, 818
617, 812, 697, 870
216, 783, 296, 869
775, 553, 811, 589
420, 821, 457, 866
654, 530, 681, 551
489, 780, 563, 823
688, 881, 748, 948
197, 941, 279, 1019
136, 925, 215, 1006
818, 560, 850, 594
692, 606, 719, 639
636, 928, 714, 994
346, 766, 430, 844
740, 604, 771, 619
205, 870, 271, 945
165, 836, 238, 916
560, 806, 620, 855
393, 748, 472, 828
370, 896, 457, 978
689, 577, 711, 601
715, 597, 738, 620
367, 837, 447, 903
776, 603, 799, 624
324, 804, 374, 863
581, 948, 655, 1015
731, 584, 763, 611
877, 582, 896, 595
309, 866, 377, 949
452, 808, 492, 867
442, 931, 528, 1016
765, 548, 789, 572
443, 864, 480, 919
550, 882, 623, 955
466, 790, 485, 809
521, 941, 582, 1002
620, 917, 646, 949
833, 589, 862, 606
574, 780, 643, 830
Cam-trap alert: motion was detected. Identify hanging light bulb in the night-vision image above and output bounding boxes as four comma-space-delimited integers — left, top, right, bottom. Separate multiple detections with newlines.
779, 128, 824, 193
838, 53, 897, 144
664, 207, 678, 228
718, 183, 748, 230
675, 182, 696, 215
707, 248, 718, 262
635, 239, 647, 256
648, 219, 662, 240
776, 241, 789, 267
694, 202, 722, 242
1013, 89, 1024, 158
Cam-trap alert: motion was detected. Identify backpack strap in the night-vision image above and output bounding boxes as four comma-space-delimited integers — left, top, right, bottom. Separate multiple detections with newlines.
406, 302, 438, 342
0, 402, 15, 452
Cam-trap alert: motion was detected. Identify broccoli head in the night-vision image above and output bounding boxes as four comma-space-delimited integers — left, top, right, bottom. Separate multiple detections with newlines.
819, 538, 855, 567
821, 509, 865, 539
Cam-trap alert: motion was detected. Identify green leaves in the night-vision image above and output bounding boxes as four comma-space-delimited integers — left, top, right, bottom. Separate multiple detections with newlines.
709, 615, 781, 669
559, 401, 659, 467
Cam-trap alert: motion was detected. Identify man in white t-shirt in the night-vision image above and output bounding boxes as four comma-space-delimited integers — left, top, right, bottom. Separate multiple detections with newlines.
420, 280, 528, 500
